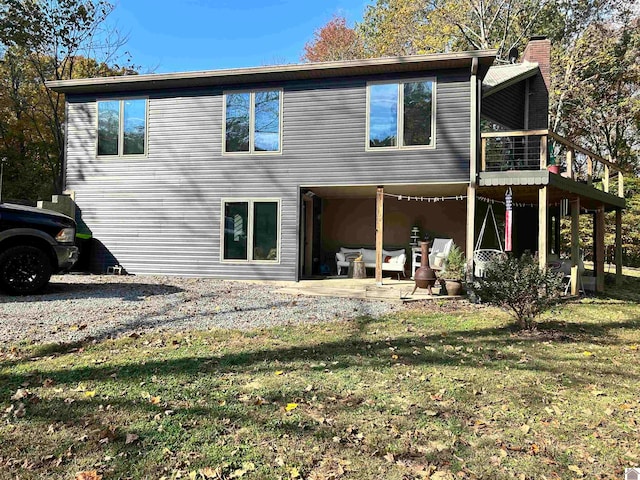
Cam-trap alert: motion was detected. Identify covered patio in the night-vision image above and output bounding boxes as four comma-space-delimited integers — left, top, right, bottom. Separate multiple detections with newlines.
299, 183, 471, 286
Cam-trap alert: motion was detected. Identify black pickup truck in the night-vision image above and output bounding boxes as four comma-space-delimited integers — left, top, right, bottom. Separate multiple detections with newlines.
0, 203, 79, 294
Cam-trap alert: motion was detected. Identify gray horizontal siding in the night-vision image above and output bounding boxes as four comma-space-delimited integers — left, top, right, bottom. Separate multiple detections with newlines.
481, 81, 525, 129
65, 70, 472, 279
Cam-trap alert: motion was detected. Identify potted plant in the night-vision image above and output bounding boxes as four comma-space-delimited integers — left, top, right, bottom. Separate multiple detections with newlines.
439, 244, 465, 296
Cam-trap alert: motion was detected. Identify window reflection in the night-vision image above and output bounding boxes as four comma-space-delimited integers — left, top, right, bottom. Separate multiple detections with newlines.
123, 99, 146, 155
225, 93, 250, 152
98, 100, 120, 155
254, 91, 280, 152
369, 83, 398, 147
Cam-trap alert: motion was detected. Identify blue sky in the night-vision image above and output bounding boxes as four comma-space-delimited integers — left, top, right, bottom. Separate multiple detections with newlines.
111, 0, 369, 73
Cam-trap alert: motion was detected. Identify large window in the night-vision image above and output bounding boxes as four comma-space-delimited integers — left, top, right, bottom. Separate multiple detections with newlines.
98, 98, 147, 156
224, 90, 281, 153
367, 79, 435, 149
222, 199, 279, 262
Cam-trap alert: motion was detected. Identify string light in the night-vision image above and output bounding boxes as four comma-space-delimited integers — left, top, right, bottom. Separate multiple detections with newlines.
387, 192, 536, 207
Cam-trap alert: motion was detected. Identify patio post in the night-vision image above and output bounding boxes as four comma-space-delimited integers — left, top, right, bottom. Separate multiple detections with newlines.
570, 197, 580, 295
595, 205, 605, 293
375, 186, 384, 286
615, 208, 622, 286
538, 186, 548, 269
466, 185, 476, 276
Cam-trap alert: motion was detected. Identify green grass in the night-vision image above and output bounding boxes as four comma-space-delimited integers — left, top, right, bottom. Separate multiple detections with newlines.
1, 274, 640, 479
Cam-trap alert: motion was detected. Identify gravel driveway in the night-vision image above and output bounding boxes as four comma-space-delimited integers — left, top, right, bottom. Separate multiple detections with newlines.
0, 275, 400, 346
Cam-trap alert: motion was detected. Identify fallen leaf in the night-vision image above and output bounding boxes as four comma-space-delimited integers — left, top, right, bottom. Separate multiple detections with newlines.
84, 391, 96, 398
289, 467, 301, 479
568, 465, 583, 476
275, 371, 284, 376
384, 453, 395, 463
150, 396, 161, 405
10, 389, 28, 401
520, 424, 531, 434
14, 403, 26, 418
75, 471, 102, 480
582, 351, 593, 356
285, 403, 298, 412
199, 467, 220, 478
125, 433, 139, 445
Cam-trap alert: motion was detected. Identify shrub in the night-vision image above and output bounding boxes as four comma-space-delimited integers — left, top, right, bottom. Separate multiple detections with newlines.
441, 244, 465, 280
469, 253, 564, 330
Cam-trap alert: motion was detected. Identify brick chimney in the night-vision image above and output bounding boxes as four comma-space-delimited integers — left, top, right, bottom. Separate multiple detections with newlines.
523, 36, 551, 91
522, 36, 551, 129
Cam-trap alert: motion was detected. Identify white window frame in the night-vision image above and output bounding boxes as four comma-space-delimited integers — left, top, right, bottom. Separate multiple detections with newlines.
220, 198, 281, 264
96, 97, 148, 158
365, 78, 436, 151
222, 88, 283, 155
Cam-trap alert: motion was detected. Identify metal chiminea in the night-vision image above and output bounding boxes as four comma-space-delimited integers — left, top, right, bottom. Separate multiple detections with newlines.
412, 234, 437, 295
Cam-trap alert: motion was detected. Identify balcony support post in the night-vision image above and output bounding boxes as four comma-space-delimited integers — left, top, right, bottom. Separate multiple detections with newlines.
540, 135, 547, 169
566, 148, 574, 179
570, 197, 581, 295
595, 205, 605, 293
538, 186, 548, 269
603, 165, 610, 193
618, 171, 624, 198
616, 208, 622, 286
587, 157, 593, 185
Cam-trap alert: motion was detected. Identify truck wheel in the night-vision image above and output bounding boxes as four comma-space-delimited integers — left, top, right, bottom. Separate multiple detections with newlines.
0, 245, 53, 295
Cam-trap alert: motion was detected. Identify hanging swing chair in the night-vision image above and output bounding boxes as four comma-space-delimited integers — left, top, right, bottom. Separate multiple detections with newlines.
473, 204, 506, 278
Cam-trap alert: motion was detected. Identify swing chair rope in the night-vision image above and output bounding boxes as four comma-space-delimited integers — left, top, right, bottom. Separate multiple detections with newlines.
473, 204, 505, 277
474, 204, 503, 252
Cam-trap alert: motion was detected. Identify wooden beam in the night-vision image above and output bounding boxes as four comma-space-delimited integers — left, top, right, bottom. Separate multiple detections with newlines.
481, 137, 487, 172
587, 157, 593, 186
375, 186, 384, 286
616, 209, 622, 286
595, 206, 605, 293
566, 148, 574, 180
466, 185, 476, 277
603, 164, 610, 193
539, 135, 547, 169
481, 129, 549, 138
538, 186, 548, 269
571, 197, 580, 295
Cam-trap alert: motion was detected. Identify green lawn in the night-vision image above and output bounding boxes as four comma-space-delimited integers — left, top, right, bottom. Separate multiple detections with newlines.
1, 274, 639, 480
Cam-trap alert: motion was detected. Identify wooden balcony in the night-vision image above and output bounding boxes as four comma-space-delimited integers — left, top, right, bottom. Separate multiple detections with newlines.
480, 129, 625, 198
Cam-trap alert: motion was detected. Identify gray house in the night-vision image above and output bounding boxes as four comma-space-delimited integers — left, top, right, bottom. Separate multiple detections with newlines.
47, 38, 625, 292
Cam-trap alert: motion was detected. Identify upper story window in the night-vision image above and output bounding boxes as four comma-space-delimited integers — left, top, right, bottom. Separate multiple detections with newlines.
224, 89, 282, 154
97, 98, 147, 156
367, 79, 435, 149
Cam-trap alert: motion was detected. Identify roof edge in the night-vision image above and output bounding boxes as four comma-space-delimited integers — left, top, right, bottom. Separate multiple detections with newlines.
47, 50, 497, 94
482, 62, 539, 98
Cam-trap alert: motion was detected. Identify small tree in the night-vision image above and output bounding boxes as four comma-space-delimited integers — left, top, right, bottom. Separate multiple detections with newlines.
469, 253, 564, 330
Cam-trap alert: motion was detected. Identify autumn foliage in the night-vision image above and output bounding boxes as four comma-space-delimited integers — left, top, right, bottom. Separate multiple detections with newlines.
302, 15, 363, 63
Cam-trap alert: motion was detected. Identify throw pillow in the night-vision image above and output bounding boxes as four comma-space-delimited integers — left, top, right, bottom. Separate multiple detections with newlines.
344, 253, 360, 262
433, 253, 446, 269
384, 255, 392, 263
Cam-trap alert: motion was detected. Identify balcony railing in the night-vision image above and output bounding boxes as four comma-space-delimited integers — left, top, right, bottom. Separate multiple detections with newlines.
481, 129, 625, 198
